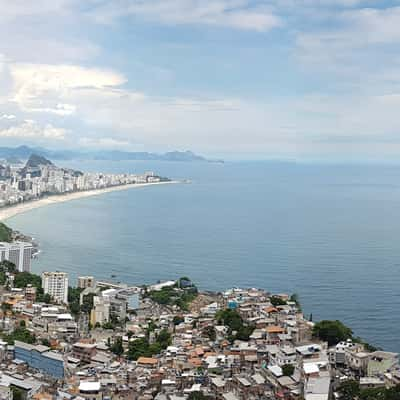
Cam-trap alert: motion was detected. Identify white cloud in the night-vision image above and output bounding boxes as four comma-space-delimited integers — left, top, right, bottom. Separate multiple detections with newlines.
1, 1, 400, 160
0, 114, 16, 120
0, 0, 73, 21
91, 0, 282, 32
0, 120, 66, 140
9, 63, 126, 114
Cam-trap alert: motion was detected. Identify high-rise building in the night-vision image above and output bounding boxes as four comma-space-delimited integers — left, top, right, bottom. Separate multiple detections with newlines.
0, 241, 33, 272
42, 272, 69, 304
77, 276, 95, 289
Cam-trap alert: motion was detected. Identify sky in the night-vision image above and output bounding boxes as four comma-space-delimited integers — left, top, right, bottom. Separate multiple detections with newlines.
1, 0, 400, 161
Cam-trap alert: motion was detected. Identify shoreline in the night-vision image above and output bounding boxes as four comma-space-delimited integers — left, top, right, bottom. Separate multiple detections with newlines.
0, 180, 178, 222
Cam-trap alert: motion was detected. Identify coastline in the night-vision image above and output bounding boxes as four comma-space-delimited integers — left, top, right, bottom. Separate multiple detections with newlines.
0, 180, 178, 222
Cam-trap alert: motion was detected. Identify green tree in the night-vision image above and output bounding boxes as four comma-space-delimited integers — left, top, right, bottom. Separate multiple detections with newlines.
313, 320, 353, 346
43, 293, 51, 304
68, 286, 83, 315
337, 380, 360, 400
216, 309, 254, 342
156, 329, 171, 348
148, 280, 198, 310
14, 272, 42, 289
126, 329, 171, 360
359, 387, 386, 400
81, 293, 95, 314
282, 364, 295, 376
289, 293, 302, 310
0, 271, 6, 285
102, 322, 115, 329
0, 223, 13, 242
110, 336, 124, 356
202, 326, 216, 341
4, 326, 35, 345
10, 386, 24, 400
127, 338, 151, 361
188, 392, 212, 400
270, 296, 287, 306
0, 260, 16, 273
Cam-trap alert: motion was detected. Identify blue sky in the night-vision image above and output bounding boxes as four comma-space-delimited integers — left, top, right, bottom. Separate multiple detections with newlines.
1, 0, 400, 160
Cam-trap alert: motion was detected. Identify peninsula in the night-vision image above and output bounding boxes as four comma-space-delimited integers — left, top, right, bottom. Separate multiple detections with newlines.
0, 154, 176, 221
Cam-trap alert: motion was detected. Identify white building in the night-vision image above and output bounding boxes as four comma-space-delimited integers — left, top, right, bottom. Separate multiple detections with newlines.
0, 241, 33, 272
42, 272, 69, 304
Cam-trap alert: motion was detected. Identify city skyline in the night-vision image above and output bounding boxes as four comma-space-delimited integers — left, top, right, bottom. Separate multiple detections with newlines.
1, 1, 400, 161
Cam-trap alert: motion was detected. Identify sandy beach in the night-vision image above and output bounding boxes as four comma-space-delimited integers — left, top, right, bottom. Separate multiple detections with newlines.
0, 181, 178, 222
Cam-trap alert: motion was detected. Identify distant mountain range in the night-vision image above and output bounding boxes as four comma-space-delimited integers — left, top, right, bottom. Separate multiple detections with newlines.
0, 146, 223, 163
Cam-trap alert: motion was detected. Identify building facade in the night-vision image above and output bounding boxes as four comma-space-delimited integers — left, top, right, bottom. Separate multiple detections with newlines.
77, 276, 95, 289
14, 341, 64, 379
0, 241, 33, 272
42, 272, 69, 304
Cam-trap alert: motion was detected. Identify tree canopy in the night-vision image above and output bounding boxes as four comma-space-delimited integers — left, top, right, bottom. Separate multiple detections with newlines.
270, 296, 287, 306
0, 223, 13, 242
216, 309, 254, 342
3, 326, 35, 345
148, 278, 198, 311
337, 380, 400, 400
126, 329, 171, 360
312, 320, 353, 346
282, 364, 295, 376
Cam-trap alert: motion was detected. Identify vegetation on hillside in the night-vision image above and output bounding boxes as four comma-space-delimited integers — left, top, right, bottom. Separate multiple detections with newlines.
337, 380, 400, 400
148, 277, 198, 310
270, 296, 287, 306
3, 321, 35, 345
126, 329, 172, 360
202, 325, 217, 341
188, 392, 213, 400
68, 287, 84, 315
313, 320, 353, 346
216, 309, 255, 342
13, 271, 50, 303
0, 223, 13, 242
0, 260, 17, 285
313, 320, 378, 350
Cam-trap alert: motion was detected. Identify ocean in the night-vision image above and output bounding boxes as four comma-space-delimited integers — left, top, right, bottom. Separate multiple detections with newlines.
6, 160, 400, 352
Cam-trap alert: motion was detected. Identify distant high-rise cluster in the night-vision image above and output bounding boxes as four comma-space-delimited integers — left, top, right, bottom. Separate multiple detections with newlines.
0, 154, 161, 207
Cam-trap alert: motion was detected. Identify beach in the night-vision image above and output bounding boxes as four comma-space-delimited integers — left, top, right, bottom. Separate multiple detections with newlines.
0, 181, 177, 222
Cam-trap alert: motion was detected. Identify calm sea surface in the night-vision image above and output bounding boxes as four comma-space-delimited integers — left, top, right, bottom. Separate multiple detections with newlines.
6, 161, 400, 352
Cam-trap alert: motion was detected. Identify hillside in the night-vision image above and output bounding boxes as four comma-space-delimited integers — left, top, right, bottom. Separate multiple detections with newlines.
0, 223, 13, 242
25, 154, 54, 168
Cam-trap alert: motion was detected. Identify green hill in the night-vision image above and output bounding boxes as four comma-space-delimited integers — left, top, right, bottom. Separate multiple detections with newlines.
0, 223, 13, 242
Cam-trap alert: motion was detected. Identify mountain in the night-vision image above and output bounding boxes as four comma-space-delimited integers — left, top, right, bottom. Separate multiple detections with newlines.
0, 146, 221, 163
25, 154, 54, 168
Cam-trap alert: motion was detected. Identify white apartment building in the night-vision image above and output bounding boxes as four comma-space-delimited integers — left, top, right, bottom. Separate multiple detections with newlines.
0, 241, 33, 272
42, 272, 69, 304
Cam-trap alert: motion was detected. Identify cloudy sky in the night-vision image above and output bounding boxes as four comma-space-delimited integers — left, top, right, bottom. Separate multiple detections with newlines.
1, 0, 400, 160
